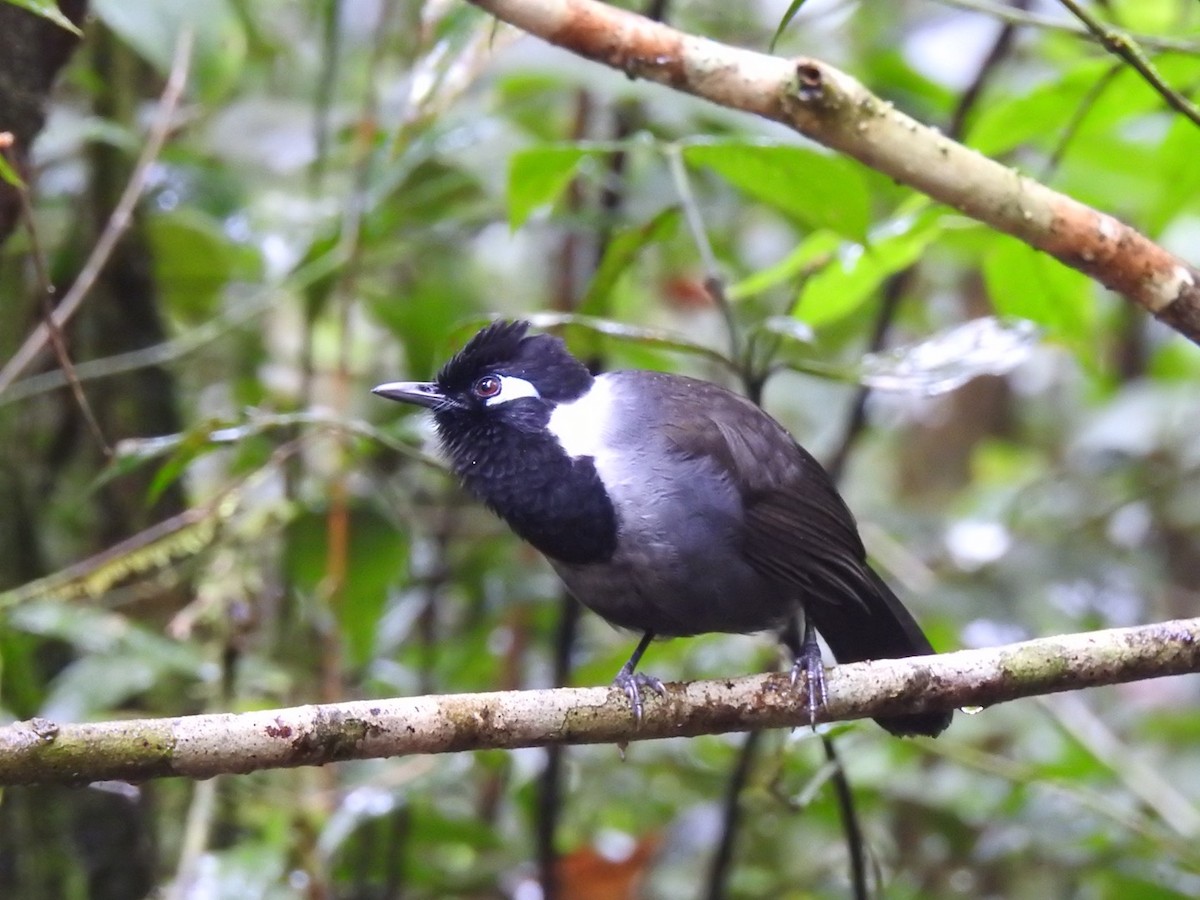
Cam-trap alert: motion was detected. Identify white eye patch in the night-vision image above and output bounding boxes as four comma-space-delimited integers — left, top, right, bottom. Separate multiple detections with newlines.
484, 375, 541, 406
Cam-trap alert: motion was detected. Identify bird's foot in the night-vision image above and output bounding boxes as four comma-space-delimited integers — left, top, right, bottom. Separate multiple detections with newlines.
789, 647, 828, 729
613, 668, 666, 725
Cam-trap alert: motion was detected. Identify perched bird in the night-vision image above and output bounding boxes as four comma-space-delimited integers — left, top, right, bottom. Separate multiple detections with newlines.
374, 320, 951, 737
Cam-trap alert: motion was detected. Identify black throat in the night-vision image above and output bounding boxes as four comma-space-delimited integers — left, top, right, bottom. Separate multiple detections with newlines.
435, 405, 617, 566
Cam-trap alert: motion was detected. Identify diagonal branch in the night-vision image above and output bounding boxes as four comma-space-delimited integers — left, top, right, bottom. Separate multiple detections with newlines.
461, 0, 1200, 345
1, 617, 1197, 786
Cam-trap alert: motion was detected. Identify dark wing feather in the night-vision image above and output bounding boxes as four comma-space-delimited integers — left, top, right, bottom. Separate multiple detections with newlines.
651, 374, 949, 736
654, 378, 873, 614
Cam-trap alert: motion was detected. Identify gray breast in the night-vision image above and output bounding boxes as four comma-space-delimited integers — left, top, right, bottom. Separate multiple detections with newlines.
547, 371, 798, 637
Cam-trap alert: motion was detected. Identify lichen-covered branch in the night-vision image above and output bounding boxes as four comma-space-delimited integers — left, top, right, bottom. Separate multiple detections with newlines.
1, 618, 1197, 786
461, 0, 1200, 345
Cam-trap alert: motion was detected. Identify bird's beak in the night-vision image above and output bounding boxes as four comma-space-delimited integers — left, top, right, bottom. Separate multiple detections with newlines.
371, 381, 447, 410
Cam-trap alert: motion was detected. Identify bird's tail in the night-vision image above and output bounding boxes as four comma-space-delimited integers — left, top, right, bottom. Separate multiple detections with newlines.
812, 567, 952, 738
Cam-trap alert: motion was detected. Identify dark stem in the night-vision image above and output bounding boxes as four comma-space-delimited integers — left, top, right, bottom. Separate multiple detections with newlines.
702, 729, 762, 900
823, 270, 911, 484
823, 736, 870, 900
946, 0, 1030, 140
536, 595, 582, 900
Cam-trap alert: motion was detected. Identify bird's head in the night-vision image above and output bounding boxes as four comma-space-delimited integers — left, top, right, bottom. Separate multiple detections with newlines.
372, 319, 594, 460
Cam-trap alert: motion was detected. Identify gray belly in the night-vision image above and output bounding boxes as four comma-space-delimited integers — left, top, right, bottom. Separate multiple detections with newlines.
547, 456, 798, 636
550, 546, 795, 637
550, 377, 800, 637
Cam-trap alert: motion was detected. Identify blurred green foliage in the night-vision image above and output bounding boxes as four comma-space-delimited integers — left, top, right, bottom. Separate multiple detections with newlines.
1, 0, 1199, 897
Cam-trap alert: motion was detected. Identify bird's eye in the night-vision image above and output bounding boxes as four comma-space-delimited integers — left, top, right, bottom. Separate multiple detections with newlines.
473, 375, 502, 399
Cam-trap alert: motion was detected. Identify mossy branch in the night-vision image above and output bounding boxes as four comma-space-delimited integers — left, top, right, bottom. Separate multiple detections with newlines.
1, 618, 1197, 786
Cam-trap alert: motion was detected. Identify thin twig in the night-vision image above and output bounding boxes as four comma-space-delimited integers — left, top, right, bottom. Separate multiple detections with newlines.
947, 0, 1030, 139
936, 0, 1200, 54
664, 144, 739, 354
535, 82, 599, 900
165, 776, 218, 900
537, 594, 581, 900
823, 271, 911, 484
0, 26, 194, 395
316, 0, 397, 708
4, 144, 111, 455
1041, 693, 1200, 838
1056, 0, 1200, 128
1041, 62, 1123, 180
664, 143, 719, 279
0, 246, 351, 407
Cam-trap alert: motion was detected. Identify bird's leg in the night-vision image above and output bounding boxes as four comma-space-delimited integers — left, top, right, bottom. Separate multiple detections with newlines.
784, 615, 827, 728
613, 631, 665, 724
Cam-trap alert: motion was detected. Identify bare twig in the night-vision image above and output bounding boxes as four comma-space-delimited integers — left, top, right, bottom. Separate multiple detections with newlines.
0, 27, 194, 395
461, 0, 1200, 344
0, 249, 348, 408
2, 617, 1198, 786
165, 778, 218, 900
664, 145, 740, 360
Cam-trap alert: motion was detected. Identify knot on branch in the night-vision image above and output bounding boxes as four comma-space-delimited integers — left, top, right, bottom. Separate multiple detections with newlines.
793, 60, 825, 102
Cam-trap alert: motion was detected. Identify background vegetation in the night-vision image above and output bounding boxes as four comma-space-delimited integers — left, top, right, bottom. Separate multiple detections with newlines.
1, 0, 1199, 897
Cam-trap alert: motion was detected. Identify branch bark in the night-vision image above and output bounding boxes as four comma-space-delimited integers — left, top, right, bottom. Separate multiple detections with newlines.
461, 0, 1200, 345
2, 617, 1197, 786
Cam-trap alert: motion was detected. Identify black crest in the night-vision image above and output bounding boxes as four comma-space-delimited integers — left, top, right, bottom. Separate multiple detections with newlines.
428, 319, 615, 565
437, 319, 592, 402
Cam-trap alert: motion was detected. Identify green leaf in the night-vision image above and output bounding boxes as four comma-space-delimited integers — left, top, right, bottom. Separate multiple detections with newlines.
728, 230, 842, 301
381, 158, 484, 230
506, 145, 591, 229
285, 510, 408, 668
0, 149, 25, 188
966, 57, 1200, 159
769, 0, 811, 52
524, 312, 736, 371
149, 208, 260, 325
982, 237, 1095, 354
682, 140, 870, 241
2, 0, 81, 34
1146, 116, 1200, 236
10, 603, 205, 720
793, 210, 942, 327
579, 207, 681, 315
92, 0, 246, 100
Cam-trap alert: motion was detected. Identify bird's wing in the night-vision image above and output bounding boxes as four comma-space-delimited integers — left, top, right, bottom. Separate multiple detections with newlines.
645, 373, 873, 612
715, 420, 877, 615
632, 372, 948, 736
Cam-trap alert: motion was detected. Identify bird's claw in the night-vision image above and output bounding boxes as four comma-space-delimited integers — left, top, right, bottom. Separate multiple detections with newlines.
790, 649, 828, 730
613, 670, 666, 724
